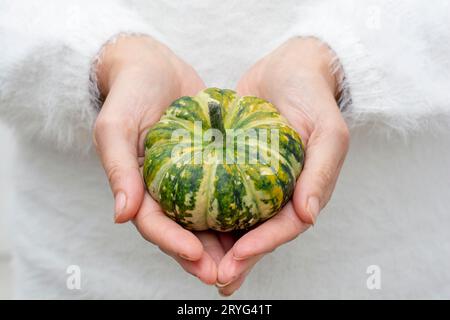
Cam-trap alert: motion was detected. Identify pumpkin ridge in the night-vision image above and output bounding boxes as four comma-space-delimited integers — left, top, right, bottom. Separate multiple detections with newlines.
233, 111, 280, 129
203, 162, 219, 229
144, 88, 305, 231
145, 139, 181, 151
223, 94, 241, 128
166, 96, 209, 125
223, 96, 244, 128
238, 122, 304, 176
159, 163, 204, 229
233, 163, 262, 225
143, 141, 181, 187
213, 164, 257, 230
237, 118, 290, 131
256, 140, 297, 180
149, 147, 203, 198
256, 159, 296, 213
159, 116, 198, 131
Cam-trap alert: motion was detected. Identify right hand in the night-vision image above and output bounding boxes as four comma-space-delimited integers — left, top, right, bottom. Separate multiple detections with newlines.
93, 35, 219, 284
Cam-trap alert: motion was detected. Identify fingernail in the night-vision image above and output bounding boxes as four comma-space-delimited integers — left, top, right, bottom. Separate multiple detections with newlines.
216, 272, 238, 288
232, 254, 247, 261
178, 253, 196, 262
307, 196, 320, 226
218, 289, 231, 297
114, 191, 127, 222
215, 280, 233, 288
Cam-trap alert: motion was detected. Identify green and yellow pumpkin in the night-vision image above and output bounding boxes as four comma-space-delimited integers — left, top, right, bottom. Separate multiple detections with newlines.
143, 88, 304, 231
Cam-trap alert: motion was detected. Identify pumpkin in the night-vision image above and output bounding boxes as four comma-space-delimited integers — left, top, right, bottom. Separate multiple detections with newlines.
143, 88, 304, 231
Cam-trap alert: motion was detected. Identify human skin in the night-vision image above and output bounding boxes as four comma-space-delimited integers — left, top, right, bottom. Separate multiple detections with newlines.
94, 35, 219, 285
93, 36, 349, 294
215, 37, 350, 295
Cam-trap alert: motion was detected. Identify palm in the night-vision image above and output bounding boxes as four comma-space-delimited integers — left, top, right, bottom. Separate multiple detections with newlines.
134, 64, 303, 286
128, 37, 347, 295
138, 59, 319, 289
211, 39, 349, 295
132, 65, 235, 284
95, 36, 270, 289
236, 59, 318, 145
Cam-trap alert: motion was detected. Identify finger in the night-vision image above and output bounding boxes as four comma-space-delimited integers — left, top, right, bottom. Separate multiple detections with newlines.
218, 268, 253, 297
293, 116, 349, 225
134, 194, 203, 261
162, 249, 217, 285
217, 251, 263, 288
235, 61, 264, 98
196, 231, 226, 265
94, 95, 144, 223
231, 203, 308, 261
218, 232, 237, 253
236, 77, 257, 97
171, 231, 223, 285
196, 232, 237, 288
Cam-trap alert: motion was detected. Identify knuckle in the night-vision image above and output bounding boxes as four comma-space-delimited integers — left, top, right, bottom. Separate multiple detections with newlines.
159, 224, 172, 245
105, 159, 123, 187
285, 211, 303, 236
134, 212, 156, 244
93, 115, 115, 147
94, 114, 136, 140
92, 119, 104, 149
121, 117, 138, 140
92, 131, 100, 150
316, 164, 335, 189
334, 123, 350, 149
94, 115, 117, 134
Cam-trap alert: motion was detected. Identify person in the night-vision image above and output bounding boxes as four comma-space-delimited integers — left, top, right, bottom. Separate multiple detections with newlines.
0, 0, 449, 299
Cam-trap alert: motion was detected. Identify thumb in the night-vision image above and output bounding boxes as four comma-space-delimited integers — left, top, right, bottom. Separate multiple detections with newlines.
94, 111, 144, 223
293, 117, 349, 225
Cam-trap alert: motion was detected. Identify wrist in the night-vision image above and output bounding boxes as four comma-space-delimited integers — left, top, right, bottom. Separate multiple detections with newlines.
96, 35, 177, 96
257, 37, 340, 101
292, 37, 339, 98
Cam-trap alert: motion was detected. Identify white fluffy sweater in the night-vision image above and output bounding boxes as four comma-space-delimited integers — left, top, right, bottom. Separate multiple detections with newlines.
1, 0, 450, 299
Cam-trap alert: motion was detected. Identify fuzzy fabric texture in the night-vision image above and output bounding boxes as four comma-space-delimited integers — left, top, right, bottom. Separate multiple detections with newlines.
0, 0, 164, 152
283, 0, 450, 134
0, 0, 450, 299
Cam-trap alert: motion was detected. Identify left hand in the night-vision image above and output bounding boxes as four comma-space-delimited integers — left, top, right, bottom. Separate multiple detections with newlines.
215, 37, 350, 296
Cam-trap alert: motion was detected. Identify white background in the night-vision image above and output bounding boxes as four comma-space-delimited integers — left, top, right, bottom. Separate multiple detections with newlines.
0, 123, 13, 299
1, 121, 449, 299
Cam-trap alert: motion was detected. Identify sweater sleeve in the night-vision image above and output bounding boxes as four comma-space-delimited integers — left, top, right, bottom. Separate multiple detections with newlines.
0, 0, 164, 151
284, 0, 450, 133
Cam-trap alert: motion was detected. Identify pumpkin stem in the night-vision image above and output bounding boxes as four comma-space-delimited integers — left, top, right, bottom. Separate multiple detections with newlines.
208, 102, 226, 135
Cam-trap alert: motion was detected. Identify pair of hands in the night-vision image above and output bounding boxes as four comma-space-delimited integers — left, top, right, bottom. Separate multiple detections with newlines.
93, 35, 349, 296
